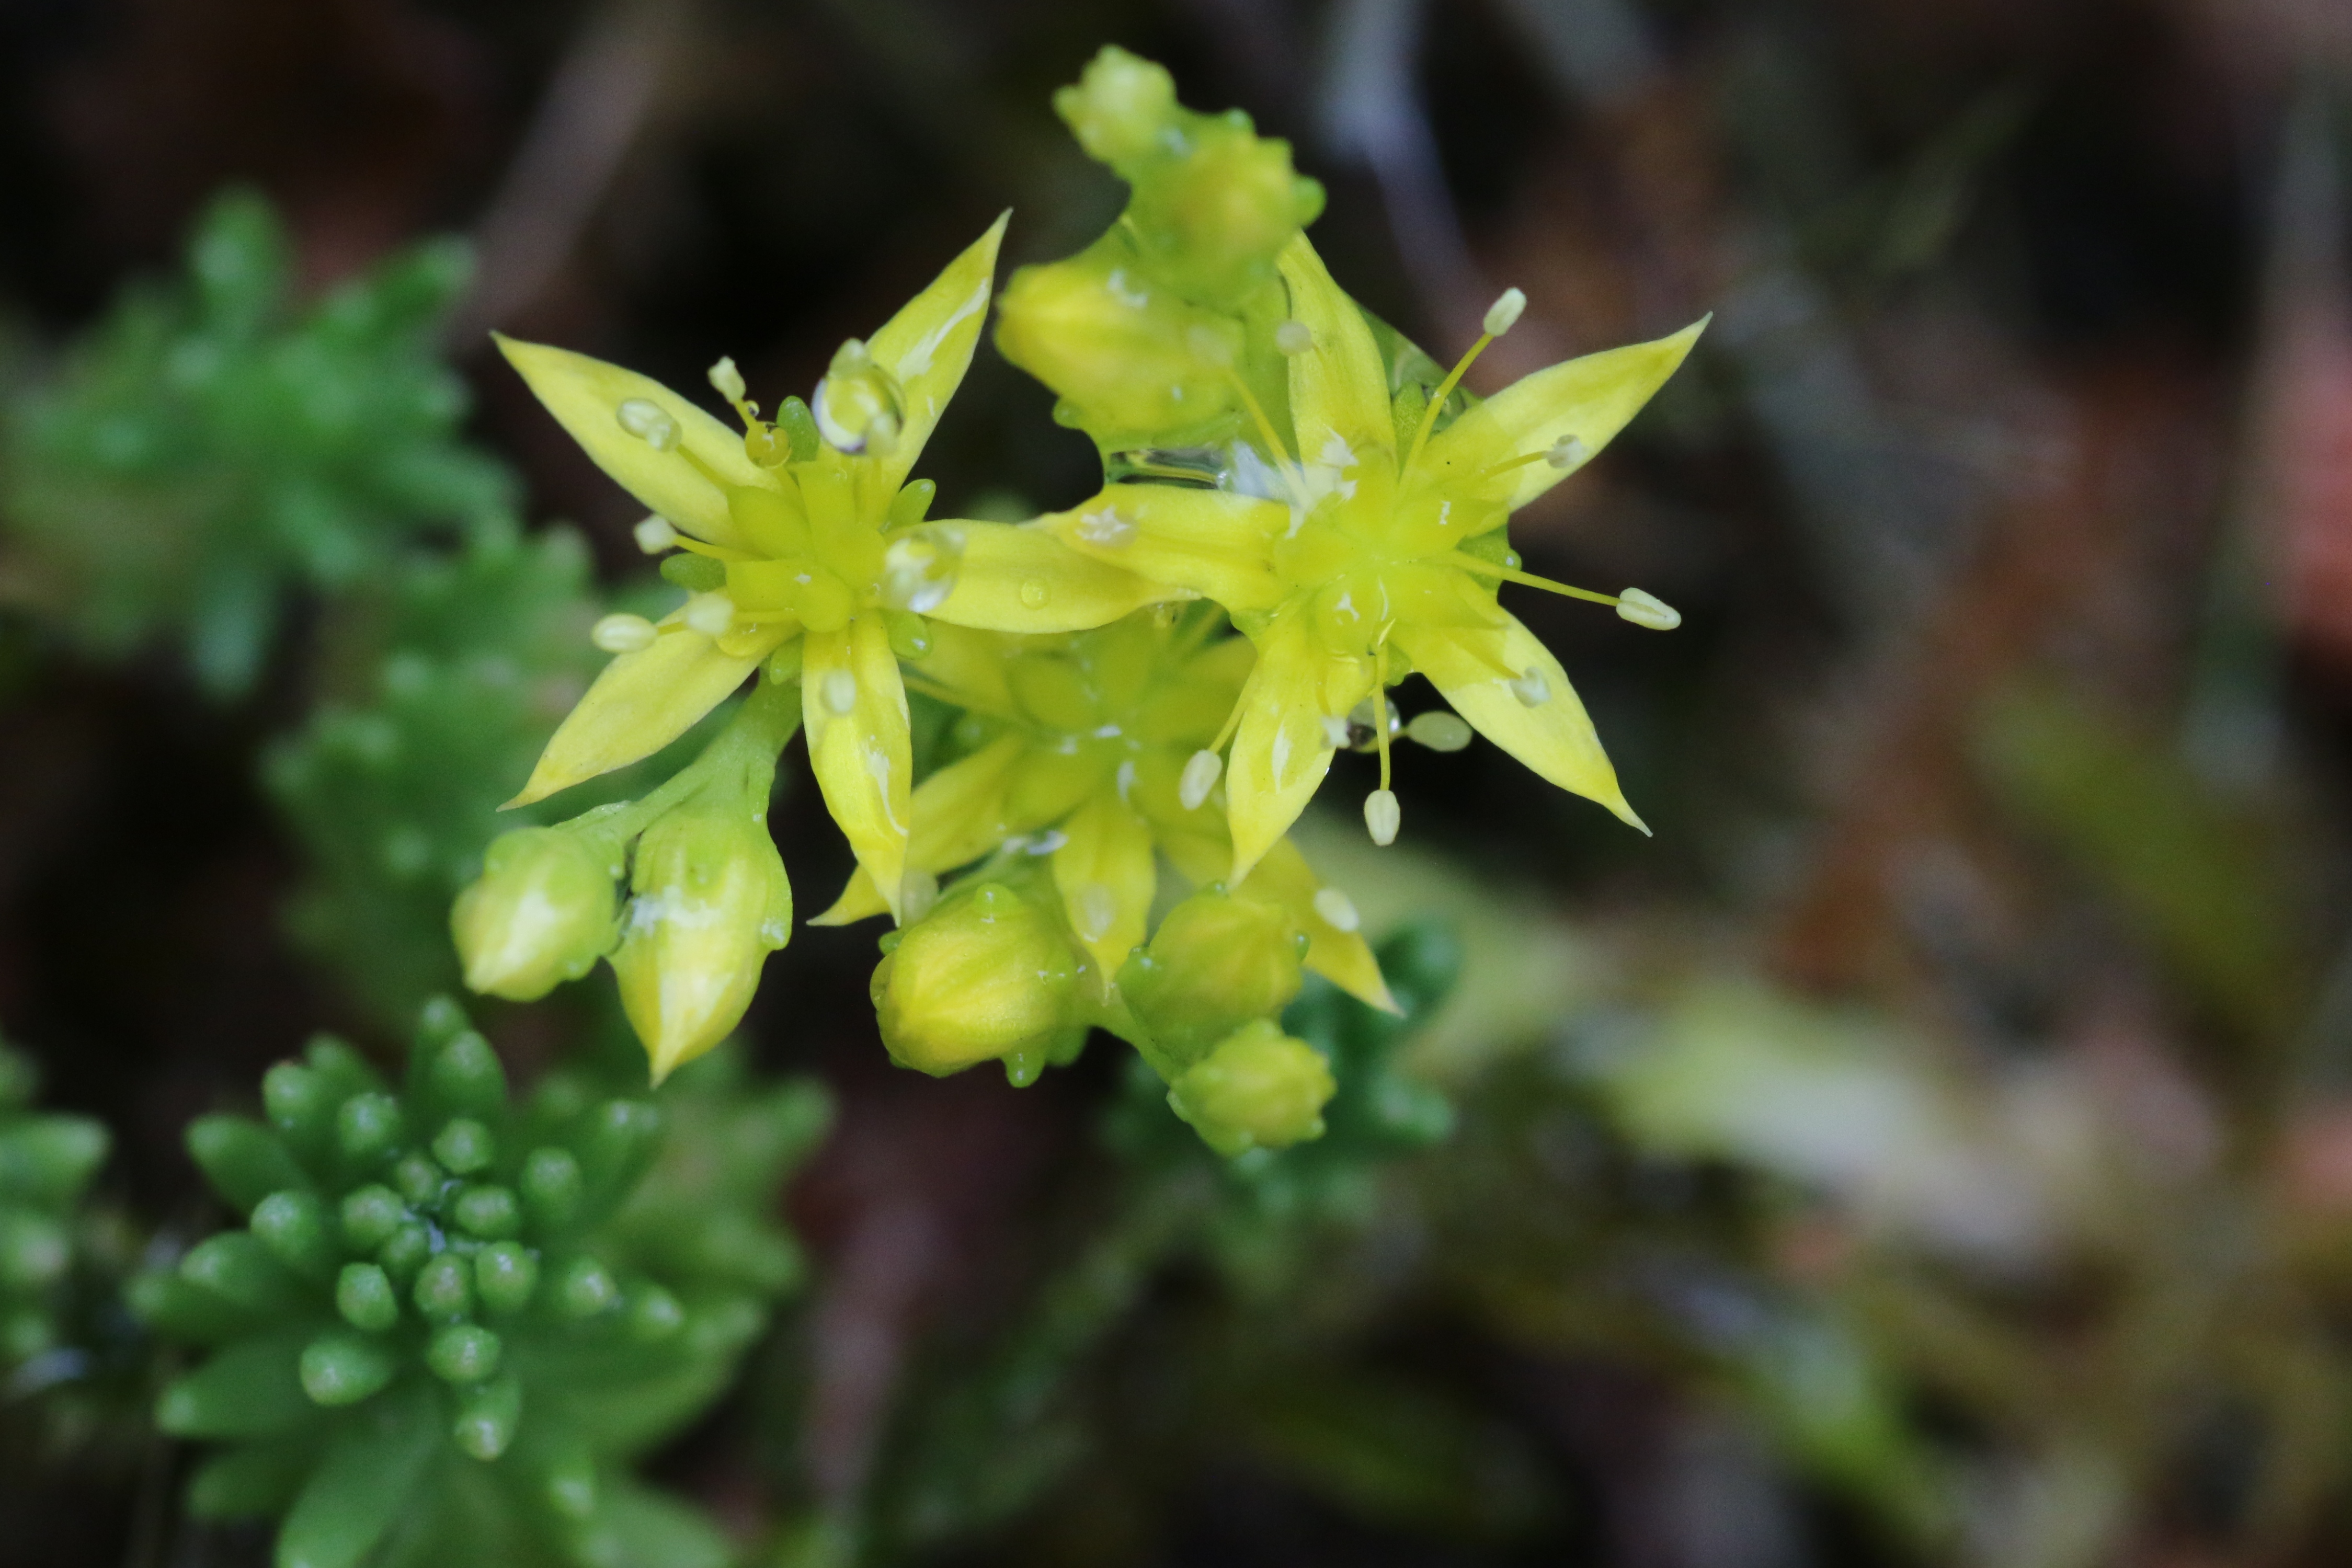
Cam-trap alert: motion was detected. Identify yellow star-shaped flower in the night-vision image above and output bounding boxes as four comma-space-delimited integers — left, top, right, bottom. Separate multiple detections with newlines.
493, 216, 1183, 918
1036, 233, 1704, 879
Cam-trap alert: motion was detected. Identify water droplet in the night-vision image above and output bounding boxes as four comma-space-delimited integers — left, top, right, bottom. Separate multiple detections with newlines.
615, 398, 678, 451
1510, 670, 1551, 708
1075, 505, 1136, 547
1274, 319, 1315, 356
1019, 580, 1049, 609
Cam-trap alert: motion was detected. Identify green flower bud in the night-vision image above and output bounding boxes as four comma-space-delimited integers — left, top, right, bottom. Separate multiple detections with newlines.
301, 1330, 397, 1406
335, 1262, 399, 1333
995, 249, 1242, 448
451, 826, 621, 1002
474, 1242, 538, 1315
1119, 888, 1305, 1070
453, 1375, 523, 1460
427, 1323, 503, 1384
1127, 117, 1326, 304
872, 883, 1082, 1076
1054, 45, 1178, 166
1165, 1019, 1335, 1158
609, 799, 792, 1083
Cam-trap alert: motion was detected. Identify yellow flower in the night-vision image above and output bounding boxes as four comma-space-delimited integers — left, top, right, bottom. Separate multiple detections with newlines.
812, 609, 1391, 1013
493, 216, 1183, 919
1037, 234, 1705, 879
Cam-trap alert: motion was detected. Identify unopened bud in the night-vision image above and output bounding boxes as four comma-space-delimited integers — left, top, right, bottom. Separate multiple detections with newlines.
1054, 46, 1178, 166
1615, 587, 1681, 630
995, 254, 1243, 444
451, 828, 620, 1002
610, 801, 793, 1082
1119, 888, 1302, 1070
873, 884, 1081, 1075
591, 613, 658, 654
633, 515, 678, 553
1166, 1019, 1335, 1157
615, 398, 678, 451
1482, 288, 1527, 338
1179, 749, 1222, 811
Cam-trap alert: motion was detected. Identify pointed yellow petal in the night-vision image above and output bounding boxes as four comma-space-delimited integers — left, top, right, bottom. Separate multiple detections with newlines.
1423, 318, 1707, 509
865, 213, 1009, 491
929, 520, 1192, 633
802, 616, 914, 918
1394, 613, 1643, 831
907, 733, 1032, 871
1053, 794, 1156, 997
494, 335, 768, 547
1239, 837, 1397, 1013
507, 617, 786, 807
1039, 487, 1287, 612
1277, 234, 1395, 465
809, 867, 890, 927
1225, 611, 1373, 882
910, 622, 1021, 718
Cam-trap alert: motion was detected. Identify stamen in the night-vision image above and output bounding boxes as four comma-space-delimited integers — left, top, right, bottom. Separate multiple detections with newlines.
1372, 639, 1394, 792
1320, 715, 1352, 750
1364, 789, 1400, 846
1482, 288, 1527, 337
1179, 748, 1222, 811
683, 593, 735, 637
634, 516, 679, 554
1446, 552, 1621, 609
1475, 434, 1593, 487
1615, 587, 1682, 630
901, 870, 940, 924
1274, 319, 1315, 356
1406, 710, 1473, 752
615, 398, 679, 451
1510, 669, 1551, 707
823, 669, 858, 716
1074, 883, 1117, 943
706, 356, 748, 406
591, 613, 658, 654
1407, 319, 1508, 470
1311, 887, 1361, 933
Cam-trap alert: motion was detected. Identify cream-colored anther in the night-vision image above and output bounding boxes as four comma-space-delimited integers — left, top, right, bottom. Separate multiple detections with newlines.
823, 669, 858, 716
1274, 319, 1315, 356
683, 593, 734, 637
706, 357, 747, 403
1546, 435, 1589, 470
1364, 789, 1400, 846
1320, 714, 1352, 750
1406, 710, 1472, 751
633, 515, 679, 554
1509, 669, 1551, 707
901, 869, 940, 924
1615, 587, 1682, 631
1312, 887, 1361, 933
591, 613, 658, 654
616, 398, 679, 451
1179, 749, 1222, 811
1482, 288, 1527, 337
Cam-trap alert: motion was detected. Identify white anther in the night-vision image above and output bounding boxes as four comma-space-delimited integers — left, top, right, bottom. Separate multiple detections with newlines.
1179, 749, 1222, 811
1274, 319, 1315, 356
1510, 669, 1551, 707
591, 613, 658, 654
616, 398, 679, 451
1546, 435, 1588, 470
1312, 887, 1361, 933
822, 669, 858, 715
1074, 883, 1117, 943
707, 356, 746, 403
1364, 789, 1400, 846
1185, 323, 1235, 370
633, 515, 679, 554
1615, 587, 1682, 631
1320, 714, 1352, 750
683, 593, 734, 637
1407, 710, 1473, 751
1482, 287, 1527, 337
901, 870, 940, 924
1075, 504, 1137, 547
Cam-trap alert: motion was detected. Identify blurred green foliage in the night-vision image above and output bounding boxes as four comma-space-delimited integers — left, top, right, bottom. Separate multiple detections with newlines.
0, 1043, 109, 1376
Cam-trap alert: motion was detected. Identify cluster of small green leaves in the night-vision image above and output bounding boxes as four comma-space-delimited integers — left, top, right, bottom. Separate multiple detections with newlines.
0, 1044, 110, 1378
139, 997, 826, 1568
1, 191, 511, 694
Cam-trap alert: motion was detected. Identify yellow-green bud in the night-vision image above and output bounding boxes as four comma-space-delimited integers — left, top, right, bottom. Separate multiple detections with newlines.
873, 883, 1081, 1077
1128, 120, 1326, 304
1118, 888, 1304, 1070
609, 802, 792, 1083
451, 828, 621, 1002
995, 250, 1242, 447
1166, 1020, 1334, 1157
1054, 46, 1178, 167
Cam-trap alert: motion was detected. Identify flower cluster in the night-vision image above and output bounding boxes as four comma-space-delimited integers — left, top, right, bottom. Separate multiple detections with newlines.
138, 999, 825, 1568
453, 48, 1700, 1154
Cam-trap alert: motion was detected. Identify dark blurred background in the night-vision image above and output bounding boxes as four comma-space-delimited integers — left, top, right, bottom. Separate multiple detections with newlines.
8, 0, 2352, 1564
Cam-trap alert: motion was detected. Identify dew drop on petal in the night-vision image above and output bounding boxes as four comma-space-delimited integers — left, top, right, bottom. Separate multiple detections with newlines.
1510, 670, 1551, 707
1076, 505, 1136, 548
1179, 749, 1221, 810
616, 398, 679, 451
1019, 580, 1049, 610
1312, 887, 1361, 933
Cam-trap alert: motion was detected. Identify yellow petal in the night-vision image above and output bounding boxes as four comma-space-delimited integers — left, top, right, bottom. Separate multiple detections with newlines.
929, 520, 1191, 633
1239, 837, 1397, 1013
1225, 610, 1373, 882
809, 868, 890, 928
1423, 318, 1707, 509
1039, 486, 1287, 612
507, 617, 786, 807
808, 731, 1047, 925
1052, 794, 1157, 997
1276, 234, 1395, 466
802, 616, 914, 918
494, 335, 768, 547
910, 622, 1021, 718
1394, 612, 1643, 831
865, 213, 1009, 492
